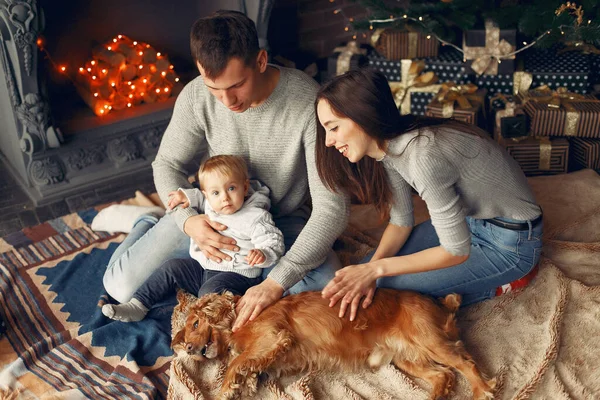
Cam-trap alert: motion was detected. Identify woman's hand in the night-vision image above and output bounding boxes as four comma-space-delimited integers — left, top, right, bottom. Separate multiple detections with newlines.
322, 263, 381, 321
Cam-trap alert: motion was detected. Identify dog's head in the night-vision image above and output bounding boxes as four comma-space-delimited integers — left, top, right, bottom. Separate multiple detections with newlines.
171, 291, 239, 360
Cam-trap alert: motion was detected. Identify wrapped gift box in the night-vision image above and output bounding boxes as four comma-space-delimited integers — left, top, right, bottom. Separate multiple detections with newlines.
590, 54, 600, 87
490, 95, 528, 142
522, 93, 600, 138
368, 55, 402, 81
425, 87, 487, 126
569, 137, 600, 170
420, 47, 469, 84
463, 21, 516, 75
327, 42, 370, 80
501, 137, 569, 176
522, 48, 590, 94
372, 29, 438, 61
409, 92, 437, 116
469, 74, 514, 96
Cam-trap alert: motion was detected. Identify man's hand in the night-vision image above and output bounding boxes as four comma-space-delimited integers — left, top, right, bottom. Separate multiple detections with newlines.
233, 278, 284, 332
183, 214, 238, 263
246, 249, 266, 266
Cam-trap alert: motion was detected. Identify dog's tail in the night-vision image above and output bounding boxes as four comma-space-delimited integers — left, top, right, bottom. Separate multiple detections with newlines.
439, 293, 461, 313
439, 293, 461, 340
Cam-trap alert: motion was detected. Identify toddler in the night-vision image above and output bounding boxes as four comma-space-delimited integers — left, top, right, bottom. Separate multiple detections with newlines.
102, 155, 285, 322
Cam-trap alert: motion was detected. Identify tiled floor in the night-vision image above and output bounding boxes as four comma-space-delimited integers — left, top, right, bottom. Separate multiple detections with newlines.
0, 160, 157, 237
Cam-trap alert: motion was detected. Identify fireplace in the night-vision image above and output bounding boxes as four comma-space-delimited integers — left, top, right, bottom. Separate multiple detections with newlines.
0, 0, 274, 205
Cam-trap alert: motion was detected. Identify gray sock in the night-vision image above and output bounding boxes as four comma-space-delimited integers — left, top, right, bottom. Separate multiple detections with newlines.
102, 298, 149, 322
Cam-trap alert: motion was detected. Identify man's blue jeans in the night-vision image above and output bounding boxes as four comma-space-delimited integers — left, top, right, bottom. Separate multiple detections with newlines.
103, 211, 340, 303
372, 217, 543, 306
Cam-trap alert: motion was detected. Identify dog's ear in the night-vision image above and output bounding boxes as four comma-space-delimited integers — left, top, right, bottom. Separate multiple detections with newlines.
171, 328, 186, 349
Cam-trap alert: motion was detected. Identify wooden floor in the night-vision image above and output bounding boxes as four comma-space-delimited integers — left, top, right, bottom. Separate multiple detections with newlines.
0, 159, 156, 237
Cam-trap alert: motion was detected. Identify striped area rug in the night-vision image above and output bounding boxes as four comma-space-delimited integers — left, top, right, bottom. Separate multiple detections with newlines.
0, 202, 174, 399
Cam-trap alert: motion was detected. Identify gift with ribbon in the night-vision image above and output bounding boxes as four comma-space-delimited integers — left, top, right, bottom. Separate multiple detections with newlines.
570, 137, 600, 170
388, 60, 441, 116
490, 93, 528, 142
327, 41, 368, 79
425, 82, 487, 125
463, 20, 516, 76
502, 137, 569, 176
371, 28, 438, 61
520, 84, 600, 138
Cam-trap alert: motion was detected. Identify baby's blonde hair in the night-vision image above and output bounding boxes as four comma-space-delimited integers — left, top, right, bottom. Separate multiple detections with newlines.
197, 155, 249, 187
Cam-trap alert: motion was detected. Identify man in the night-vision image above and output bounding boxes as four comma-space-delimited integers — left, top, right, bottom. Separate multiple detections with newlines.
103, 10, 349, 331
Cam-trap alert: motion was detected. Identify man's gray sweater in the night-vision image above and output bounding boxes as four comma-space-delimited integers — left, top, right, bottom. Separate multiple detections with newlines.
152, 66, 349, 290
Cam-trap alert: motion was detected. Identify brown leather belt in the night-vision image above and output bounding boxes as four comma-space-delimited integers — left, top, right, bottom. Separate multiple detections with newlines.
485, 215, 543, 231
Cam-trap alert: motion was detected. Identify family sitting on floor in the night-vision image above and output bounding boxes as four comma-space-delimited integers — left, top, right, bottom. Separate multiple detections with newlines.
100, 9, 542, 399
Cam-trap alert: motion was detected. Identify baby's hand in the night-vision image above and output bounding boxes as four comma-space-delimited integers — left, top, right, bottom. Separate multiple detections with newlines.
167, 191, 190, 210
246, 249, 266, 267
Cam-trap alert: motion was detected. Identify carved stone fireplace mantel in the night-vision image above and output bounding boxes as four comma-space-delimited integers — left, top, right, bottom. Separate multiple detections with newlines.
0, 0, 274, 206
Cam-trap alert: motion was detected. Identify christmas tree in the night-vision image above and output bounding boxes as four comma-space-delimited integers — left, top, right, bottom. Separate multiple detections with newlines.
348, 0, 600, 51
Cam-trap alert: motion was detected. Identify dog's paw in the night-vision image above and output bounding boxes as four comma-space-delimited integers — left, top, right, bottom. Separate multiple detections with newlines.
472, 378, 496, 400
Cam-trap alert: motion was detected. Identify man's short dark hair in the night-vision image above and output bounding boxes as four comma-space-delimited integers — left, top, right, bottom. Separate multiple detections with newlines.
190, 10, 260, 79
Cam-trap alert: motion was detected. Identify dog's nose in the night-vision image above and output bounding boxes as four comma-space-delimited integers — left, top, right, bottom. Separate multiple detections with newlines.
186, 343, 193, 353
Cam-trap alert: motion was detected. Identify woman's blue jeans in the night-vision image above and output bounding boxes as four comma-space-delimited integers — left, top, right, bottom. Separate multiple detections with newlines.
371, 217, 543, 306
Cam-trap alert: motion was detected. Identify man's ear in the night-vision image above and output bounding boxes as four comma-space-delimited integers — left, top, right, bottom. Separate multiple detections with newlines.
171, 328, 186, 349
256, 49, 268, 73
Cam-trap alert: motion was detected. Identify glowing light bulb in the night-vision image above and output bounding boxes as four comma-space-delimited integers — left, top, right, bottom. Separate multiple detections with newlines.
523, 41, 527, 45
92, 76, 97, 80
128, 81, 132, 85
589, 20, 592, 24
104, 105, 109, 109
344, 26, 349, 31
127, 103, 132, 107
175, 78, 180, 82
91, 61, 96, 66
352, 35, 357, 39
131, 85, 136, 89
426, 35, 431, 39
118, 34, 123, 39
102, 69, 107, 73
169, 65, 174, 69
107, 46, 112, 51
369, 25, 373, 30
133, 41, 138, 45
94, 93, 99, 97
333, 9, 340, 15
139, 51, 143, 56
161, 71, 166, 77
100, 109, 105, 114
60, 66, 66, 72
108, 106, 112, 110
139, 65, 143, 69
129, 94, 133, 98
403, 14, 407, 18
419, 16, 423, 21
111, 82, 116, 87
87, 68, 92, 72
155, 88, 161, 93
143, 79, 147, 83
113, 38, 117, 43
164, 88, 169, 92
141, 92, 145, 96
79, 67, 84, 72
157, 52, 161, 57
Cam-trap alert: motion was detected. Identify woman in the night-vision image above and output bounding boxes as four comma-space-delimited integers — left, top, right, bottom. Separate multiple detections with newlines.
316, 69, 543, 321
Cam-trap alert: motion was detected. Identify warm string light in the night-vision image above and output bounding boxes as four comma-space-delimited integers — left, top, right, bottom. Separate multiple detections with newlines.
38, 34, 182, 117
330, 0, 596, 61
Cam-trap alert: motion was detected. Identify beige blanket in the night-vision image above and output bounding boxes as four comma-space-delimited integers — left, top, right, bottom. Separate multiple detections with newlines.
167, 169, 600, 400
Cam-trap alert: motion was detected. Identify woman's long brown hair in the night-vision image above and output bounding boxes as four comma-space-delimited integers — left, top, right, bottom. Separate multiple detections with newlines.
315, 68, 486, 219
